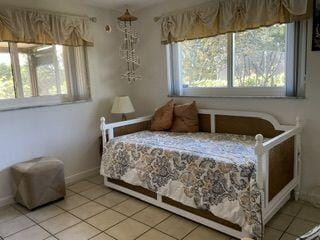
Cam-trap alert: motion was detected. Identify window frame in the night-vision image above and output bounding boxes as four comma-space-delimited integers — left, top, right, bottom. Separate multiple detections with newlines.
166, 21, 308, 98
0, 42, 91, 111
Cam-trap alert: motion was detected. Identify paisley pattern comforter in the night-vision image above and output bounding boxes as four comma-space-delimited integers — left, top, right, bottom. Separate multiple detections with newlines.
100, 131, 262, 237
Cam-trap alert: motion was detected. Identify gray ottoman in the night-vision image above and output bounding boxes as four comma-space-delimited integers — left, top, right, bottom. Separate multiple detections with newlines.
11, 157, 66, 209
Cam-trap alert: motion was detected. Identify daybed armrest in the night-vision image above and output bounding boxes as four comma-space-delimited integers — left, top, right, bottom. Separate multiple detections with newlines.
100, 115, 153, 144
262, 125, 302, 153
254, 118, 303, 193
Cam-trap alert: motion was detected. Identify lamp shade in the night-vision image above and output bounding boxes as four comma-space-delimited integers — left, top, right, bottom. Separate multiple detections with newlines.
111, 96, 135, 114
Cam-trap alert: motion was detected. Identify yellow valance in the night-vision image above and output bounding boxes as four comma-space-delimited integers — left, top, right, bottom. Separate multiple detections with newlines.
0, 7, 93, 47
156, 0, 311, 45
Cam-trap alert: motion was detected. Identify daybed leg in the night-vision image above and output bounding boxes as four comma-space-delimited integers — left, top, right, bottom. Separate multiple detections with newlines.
294, 119, 302, 201
295, 186, 300, 201
294, 151, 302, 201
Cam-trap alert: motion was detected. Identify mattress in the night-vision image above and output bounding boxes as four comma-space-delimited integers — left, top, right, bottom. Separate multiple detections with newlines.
100, 131, 262, 237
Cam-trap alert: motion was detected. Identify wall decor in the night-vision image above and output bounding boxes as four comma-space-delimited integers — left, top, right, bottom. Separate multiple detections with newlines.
118, 9, 141, 83
105, 24, 112, 32
313, 0, 320, 51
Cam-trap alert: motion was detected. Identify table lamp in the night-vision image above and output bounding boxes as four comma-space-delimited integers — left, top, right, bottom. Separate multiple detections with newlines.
111, 96, 135, 121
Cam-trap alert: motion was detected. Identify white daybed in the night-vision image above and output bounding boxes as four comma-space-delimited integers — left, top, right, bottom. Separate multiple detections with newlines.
99, 109, 302, 239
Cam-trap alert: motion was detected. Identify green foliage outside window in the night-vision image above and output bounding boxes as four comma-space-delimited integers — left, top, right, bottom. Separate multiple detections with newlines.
180, 24, 286, 88
0, 44, 67, 100
0, 63, 14, 99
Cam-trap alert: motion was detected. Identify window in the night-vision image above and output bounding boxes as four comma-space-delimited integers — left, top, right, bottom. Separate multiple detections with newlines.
167, 22, 307, 97
0, 42, 90, 110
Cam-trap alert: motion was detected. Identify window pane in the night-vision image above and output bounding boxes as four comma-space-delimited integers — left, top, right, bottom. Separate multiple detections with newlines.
55, 46, 68, 94
16, 43, 68, 97
37, 64, 58, 95
0, 42, 90, 109
234, 24, 286, 87
18, 52, 32, 97
34, 45, 67, 96
180, 35, 228, 88
0, 42, 15, 99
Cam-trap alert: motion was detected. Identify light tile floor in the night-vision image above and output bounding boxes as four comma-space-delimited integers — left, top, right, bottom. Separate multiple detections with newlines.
0, 174, 319, 240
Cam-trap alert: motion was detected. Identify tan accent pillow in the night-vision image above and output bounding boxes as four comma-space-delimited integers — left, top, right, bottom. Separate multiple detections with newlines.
150, 100, 174, 131
171, 101, 199, 133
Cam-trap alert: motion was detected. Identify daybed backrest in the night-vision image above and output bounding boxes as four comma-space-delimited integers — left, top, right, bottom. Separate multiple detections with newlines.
198, 113, 283, 138
113, 111, 285, 138
114, 121, 151, 137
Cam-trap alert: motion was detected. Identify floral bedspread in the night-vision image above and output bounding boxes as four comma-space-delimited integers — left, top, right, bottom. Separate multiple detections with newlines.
100, 131, 262, 237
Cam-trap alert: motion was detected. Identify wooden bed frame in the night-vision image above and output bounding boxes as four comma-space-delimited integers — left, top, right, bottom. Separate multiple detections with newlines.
100, 109, 302, 239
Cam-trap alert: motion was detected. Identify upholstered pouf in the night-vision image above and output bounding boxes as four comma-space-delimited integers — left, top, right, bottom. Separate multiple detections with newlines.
11, 157, 66, 210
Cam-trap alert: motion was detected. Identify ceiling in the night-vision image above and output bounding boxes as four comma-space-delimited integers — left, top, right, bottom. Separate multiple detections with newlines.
74, 0, 170, 11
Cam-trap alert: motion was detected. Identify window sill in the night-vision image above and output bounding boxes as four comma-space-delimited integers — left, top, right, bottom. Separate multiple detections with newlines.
168, 95, 305, 100
0, 95, 92, 112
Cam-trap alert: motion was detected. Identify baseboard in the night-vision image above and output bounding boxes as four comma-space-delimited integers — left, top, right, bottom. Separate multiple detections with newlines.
65, 167, 100, 185
300, 190, 320, 205
0, 166, 100, 208
0, 195, 14, 208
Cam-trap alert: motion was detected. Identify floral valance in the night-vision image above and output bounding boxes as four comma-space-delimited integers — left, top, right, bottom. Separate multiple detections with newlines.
0, 7, 93, 47
156, 0, 310, 45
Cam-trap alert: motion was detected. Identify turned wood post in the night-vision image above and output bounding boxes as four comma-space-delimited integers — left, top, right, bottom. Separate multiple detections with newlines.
295, 117, 302, 200
255, 134, 264, 191
100, 117, 107, 147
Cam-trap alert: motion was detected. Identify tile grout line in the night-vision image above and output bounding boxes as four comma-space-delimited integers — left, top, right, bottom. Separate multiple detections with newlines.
91, 191, 130, 208
41, 178, 106, 239
40, 205, 102, 237
5, 177, 315, 240
49, 190, 111, 236
6, 206, 55, 239
130, 226, 151, 240
96, 198, 174, 240
111, 200, 150, 217
106, 202, 175, 239
28, 181, 104, 238
77, 188, 113, 200
131, 214, 171, 229
64, 207, 110, 235
87, 231, 108, 240
4, 201, 287, 240
181, 225, 200, 240
55, 190, 106, 211
2, 202, 165, 240
133, 228, 154, 240
1, 177, 102, 239
117, 204, 173, 240
266, 203, 316, 240
277, 216, 296, 240
4, 177, 224, 239
279, 203, 319, 239
282, 208, 301, 234
149, 214, 182, 240
55, 191, 145, 238
100, 200, 155, 237
294, 216, 320, 224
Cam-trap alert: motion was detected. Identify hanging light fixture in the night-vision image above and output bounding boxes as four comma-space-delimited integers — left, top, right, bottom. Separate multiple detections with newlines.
118, 9, 141, 83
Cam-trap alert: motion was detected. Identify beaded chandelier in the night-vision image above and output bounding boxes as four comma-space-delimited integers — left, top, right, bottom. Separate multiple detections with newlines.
118, 9, 141, 83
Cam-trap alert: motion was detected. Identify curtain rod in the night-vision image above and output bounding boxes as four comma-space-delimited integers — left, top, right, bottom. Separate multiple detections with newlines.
153, 1, 214, 22
0, 5, 98, 23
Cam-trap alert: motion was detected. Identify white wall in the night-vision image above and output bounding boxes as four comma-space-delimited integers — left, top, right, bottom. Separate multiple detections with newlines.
132, 0, 320, 200
0, 0, 128, 205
